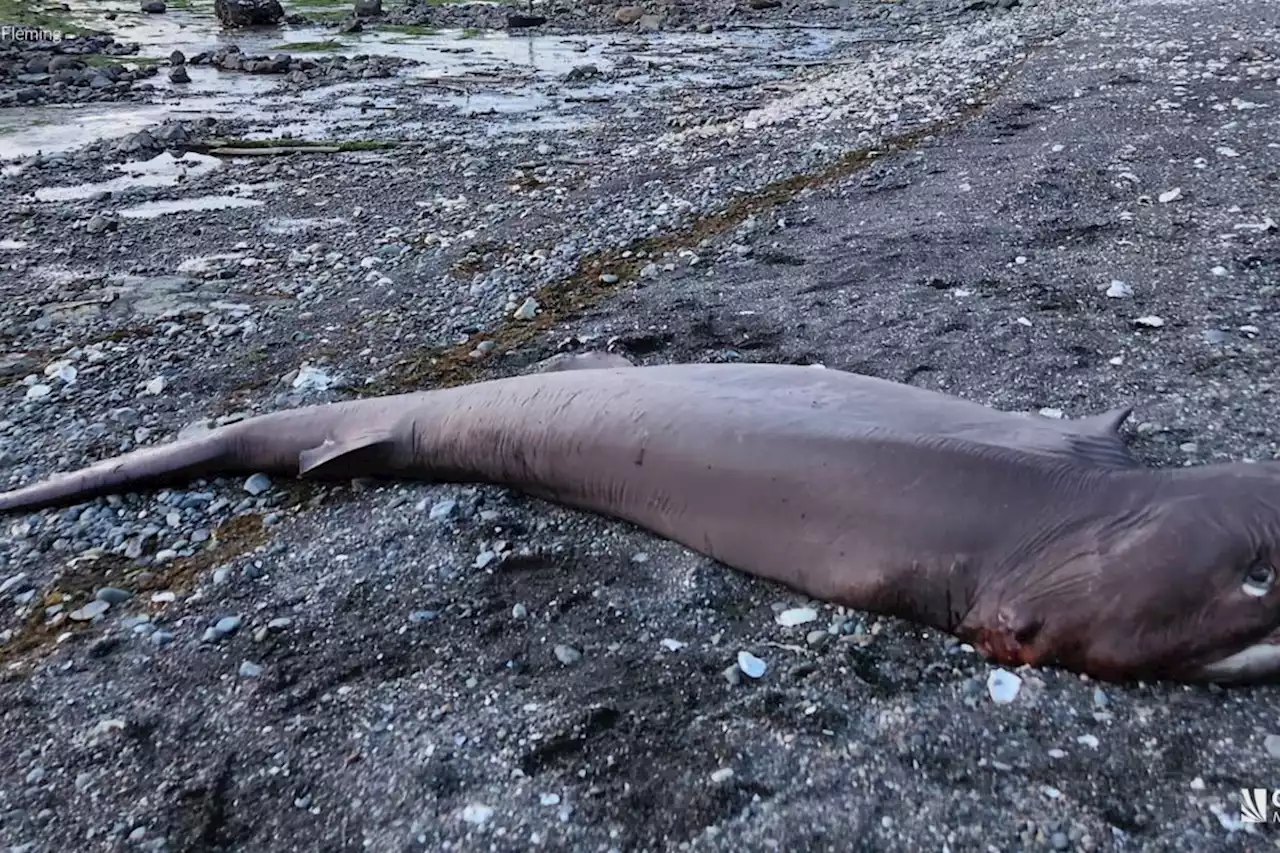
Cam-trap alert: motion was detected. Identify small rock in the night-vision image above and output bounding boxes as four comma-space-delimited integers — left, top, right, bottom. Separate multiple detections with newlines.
1157, 187, 1182, 203
553, 644, 582, 665
1133, 315, 1165, 328
86, 214, 115, 234
428, 499, 457, 520
614, 5, 643, 24
69, 600, 111, 621
1105, 279, 1132, 298
168, 66, 190, 84
986, 668, 1021, 703
776, 607, 818, 627
513, 297, 539, 320
243, 473, 271, 495
25, 384, 52, 400
511, 603, 528, 619
1264, 734, 1280, 758
238, 660, 263, 677
737, 651, 766, 679
95, 587, 133, 604
710, 768, 734, 783
660, 638, 687, 651
461, 803, 494, 825
539, 792, 560, 806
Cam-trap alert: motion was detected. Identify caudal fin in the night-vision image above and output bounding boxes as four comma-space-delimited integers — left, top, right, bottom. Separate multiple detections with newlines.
0, 434, 230, 514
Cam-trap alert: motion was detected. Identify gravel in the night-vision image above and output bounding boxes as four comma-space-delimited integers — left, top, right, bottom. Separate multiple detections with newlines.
1, 0, 1279, 850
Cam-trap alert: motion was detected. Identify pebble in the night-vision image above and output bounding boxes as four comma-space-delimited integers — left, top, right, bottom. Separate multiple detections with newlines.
69, 600, 111, 621
0, 573, 30, 596
1076, 734, 1100, 749
511, 603, 528, 619
202, 615, 242, 642
737, 651, 767, 679
238, 661, 263, 678
599, 273, 619, 284
660, 638, 687, 651
539, 793, 561, 806
461, 803, 494, 825
25, 384, 52, 400
513, 297, 539, 320
1157, 187, 1182, 203
1092, 687, 1109, 707
474, 550, 497, 569
1105, 279, 1133, 298
150, 630, 175, 646
1264, 734, 1280, 758
710, 768, 734, 784
428, 499, 457, 520
94, 587, 132, 604
1133, 315, 1165, 328
806, 630, 830, 647
986, 668, 1021, 703
553, 644, 582, 665
243, 473, 271, 495
776, 606, 818, 627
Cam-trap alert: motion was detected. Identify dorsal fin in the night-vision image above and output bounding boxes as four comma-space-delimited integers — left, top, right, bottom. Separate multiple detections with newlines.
298, 430, 396, 478
1058, 406, 1141, 469
1071, 406, 1133, 438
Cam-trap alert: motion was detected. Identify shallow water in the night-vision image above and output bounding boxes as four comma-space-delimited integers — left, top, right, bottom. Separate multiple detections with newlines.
1, 3, 854, 160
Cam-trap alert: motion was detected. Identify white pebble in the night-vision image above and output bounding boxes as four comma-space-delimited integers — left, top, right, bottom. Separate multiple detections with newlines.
660, 638, 687, 651
1134, 315, 1165, 328
1105, 279, 1133, 298
776, 607, 818, 627
1157, 187, 1182, 203
24, 384, 52, 400
737, 651, 766, 679
986, 668, 1021, 704
710, 768, 734, 784
461, 803, 494, 825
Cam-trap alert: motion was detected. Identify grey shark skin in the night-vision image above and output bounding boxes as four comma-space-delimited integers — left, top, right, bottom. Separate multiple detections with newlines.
3, 357, 1280, 685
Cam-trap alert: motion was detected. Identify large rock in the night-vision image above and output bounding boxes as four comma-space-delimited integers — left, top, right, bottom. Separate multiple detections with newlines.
213, 0, 284, 27
353, 0, 382, 17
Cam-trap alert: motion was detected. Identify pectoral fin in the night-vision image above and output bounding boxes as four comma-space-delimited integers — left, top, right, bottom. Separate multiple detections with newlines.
298, 430, 397, 478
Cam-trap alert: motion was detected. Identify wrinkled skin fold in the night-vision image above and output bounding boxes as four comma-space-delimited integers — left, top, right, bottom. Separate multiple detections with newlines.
3, 356, 1280, 684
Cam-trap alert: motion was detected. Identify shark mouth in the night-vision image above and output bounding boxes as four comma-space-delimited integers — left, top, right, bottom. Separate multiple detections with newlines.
1197, 633, 1280, 682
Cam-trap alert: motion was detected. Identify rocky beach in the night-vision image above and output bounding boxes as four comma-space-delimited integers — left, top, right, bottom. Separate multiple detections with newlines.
1, 0, 1279, 850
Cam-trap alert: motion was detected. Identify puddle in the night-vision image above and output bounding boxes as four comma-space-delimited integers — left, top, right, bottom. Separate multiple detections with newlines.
262, 216, 348, 234
116, 195, 264, 218
33, 150, 222, 201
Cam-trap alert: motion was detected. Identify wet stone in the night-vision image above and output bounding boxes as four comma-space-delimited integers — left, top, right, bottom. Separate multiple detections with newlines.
94, 587, 133, 604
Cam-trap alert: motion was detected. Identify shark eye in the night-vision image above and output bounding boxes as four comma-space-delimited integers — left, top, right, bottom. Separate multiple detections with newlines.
1243, 563, 1277, 598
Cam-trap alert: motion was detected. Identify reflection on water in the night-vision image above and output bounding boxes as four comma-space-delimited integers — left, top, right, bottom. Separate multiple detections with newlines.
1, 2, 850, 160
116, 195, 264, 218
33, 150, 222, 200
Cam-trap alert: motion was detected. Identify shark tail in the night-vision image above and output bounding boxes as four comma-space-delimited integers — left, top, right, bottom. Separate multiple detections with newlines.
0, 433, 232, 514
